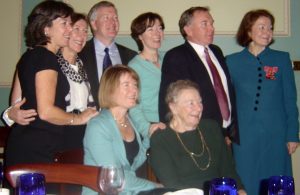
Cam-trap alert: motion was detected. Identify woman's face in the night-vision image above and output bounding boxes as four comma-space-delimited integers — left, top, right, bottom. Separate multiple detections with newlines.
139, 19, 164, 51
68, 19, 88, 53
45, 16, 72, 48
169, 88, 203, 130
249, 16, 273, 48
112, 73, 139, 110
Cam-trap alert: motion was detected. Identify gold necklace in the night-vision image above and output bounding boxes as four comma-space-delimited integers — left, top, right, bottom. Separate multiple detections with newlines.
113, 115, 128, 128
175, 127, 211, 170
139, 53, 160, 66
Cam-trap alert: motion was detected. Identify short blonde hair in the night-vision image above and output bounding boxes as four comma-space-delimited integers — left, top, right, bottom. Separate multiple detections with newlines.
98, 65, 140, 108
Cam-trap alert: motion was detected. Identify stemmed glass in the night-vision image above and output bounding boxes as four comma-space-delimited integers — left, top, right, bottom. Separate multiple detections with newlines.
210, 177, 237, 195
99, 165, 125, 195
268, 175, 295, 195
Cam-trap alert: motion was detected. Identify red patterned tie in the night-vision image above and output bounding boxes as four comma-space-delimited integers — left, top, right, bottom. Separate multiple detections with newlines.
204, 47, 230, 120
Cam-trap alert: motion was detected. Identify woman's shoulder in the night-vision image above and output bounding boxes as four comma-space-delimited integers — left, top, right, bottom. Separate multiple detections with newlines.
199, 119, 223, 140
226, 49, 247, 60
128, 55, 142, 67
86, 109, 113, 129
265, 48, 290, 58
199, 118, 220, 129
18, 47, 58, 71
151, 126, 173, 142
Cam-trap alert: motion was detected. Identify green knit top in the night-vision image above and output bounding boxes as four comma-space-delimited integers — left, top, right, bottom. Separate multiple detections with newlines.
150, 119, 244, 191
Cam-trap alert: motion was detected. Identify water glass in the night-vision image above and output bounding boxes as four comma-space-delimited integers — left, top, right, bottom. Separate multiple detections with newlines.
99, 165, 125, 195
268, 175, 294, 195
210, 177, 237, 195
17, 173, 46, 195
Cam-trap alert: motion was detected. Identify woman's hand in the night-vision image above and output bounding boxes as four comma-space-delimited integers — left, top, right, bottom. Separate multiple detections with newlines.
76, 107, 98, 125
238, 189, 247, 195
149, 122, 166, 137
287, 142, 299, 155
8, 98, 37, 125
155, 183, 164, 188
224, 136, 232, 146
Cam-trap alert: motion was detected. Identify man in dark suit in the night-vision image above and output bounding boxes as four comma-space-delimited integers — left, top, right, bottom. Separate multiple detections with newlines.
79, 1, 137, 108
159, 6, 239, 143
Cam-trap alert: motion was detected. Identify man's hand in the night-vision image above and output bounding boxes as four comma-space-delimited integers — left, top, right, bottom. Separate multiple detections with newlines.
8, 98, 37, 125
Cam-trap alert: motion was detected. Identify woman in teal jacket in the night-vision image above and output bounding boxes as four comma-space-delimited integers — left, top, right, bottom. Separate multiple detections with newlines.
83, 65, 161, 195
128, 12, 166, 139
226, 9, 299, 195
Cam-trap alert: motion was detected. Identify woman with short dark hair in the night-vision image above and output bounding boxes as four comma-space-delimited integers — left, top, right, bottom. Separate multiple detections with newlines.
226, 9, 299, 194
5, 1, 96, 166
129, 12, 166, 138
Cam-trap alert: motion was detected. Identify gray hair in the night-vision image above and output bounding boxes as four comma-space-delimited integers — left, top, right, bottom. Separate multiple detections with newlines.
87, 1, 117, 33
165, 80, 200, 121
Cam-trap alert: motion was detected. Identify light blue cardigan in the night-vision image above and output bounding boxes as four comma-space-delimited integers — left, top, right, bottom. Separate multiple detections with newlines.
82, 109, 156, 195
128, 53, 164, 139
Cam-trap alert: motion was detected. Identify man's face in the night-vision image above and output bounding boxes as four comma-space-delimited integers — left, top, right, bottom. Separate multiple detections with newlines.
91, 6, 119, 43
184, 11, 215, 46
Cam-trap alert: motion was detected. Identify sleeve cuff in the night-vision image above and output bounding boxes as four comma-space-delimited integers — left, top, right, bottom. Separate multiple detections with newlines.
2, 107, 15, 126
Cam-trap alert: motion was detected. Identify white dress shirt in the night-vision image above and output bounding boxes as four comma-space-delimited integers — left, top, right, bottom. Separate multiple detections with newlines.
189, 41, 232, 128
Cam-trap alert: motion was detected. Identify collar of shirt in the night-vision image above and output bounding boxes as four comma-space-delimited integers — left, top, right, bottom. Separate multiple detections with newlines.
94, 38, 118, 56
93, 38, 122, 81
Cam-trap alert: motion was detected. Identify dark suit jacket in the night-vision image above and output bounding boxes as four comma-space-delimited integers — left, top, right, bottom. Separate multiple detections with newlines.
159, 41, 239, 143
79, 39, 137, 108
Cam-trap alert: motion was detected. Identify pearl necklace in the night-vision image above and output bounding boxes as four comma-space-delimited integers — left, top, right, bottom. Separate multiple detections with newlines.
175, 127, 211, 171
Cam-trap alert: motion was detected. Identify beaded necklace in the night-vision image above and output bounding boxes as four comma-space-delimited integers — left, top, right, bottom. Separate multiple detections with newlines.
113, 115, 129, 128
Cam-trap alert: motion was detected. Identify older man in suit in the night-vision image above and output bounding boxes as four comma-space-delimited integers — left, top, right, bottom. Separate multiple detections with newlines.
79, 1, 137, 108
159, 6, 239, 143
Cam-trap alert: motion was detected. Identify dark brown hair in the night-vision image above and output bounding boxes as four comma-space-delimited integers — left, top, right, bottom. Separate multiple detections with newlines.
131, 12, 165, 51
71, 13, 87, 25
25, 0, 74, 47
179, 6, 209, 39
236, 9, 275, 47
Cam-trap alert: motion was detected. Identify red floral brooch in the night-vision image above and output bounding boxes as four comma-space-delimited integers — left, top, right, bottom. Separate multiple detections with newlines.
264, 66, 278, 80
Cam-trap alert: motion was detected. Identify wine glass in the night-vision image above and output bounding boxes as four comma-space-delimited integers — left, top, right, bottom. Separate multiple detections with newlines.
99, 165, 125, 195
268, 175, 294, 195
209, 177, 237, 195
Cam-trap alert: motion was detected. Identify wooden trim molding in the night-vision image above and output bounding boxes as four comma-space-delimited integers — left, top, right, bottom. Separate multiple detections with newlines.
64, 0, 290, 36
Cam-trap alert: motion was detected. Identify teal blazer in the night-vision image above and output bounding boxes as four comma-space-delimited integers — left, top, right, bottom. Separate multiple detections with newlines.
83, 109, 156, 195
226, 47, 299, 195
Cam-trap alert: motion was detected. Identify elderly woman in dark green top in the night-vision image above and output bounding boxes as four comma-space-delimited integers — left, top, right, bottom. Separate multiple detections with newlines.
150, 80, 247, 195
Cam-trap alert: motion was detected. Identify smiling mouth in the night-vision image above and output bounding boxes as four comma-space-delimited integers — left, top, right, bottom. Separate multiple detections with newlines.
74, 40, 84, 46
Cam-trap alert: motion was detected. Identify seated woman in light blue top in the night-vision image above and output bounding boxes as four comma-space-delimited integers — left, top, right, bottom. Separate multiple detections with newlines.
128, 12, 166, 139
83, 65, 162, 195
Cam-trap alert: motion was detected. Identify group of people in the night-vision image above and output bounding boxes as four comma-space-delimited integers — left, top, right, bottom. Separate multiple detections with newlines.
2, 0, 299, 195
